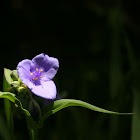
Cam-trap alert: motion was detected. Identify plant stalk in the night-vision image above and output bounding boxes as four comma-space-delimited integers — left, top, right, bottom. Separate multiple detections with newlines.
26, 116, 38, 140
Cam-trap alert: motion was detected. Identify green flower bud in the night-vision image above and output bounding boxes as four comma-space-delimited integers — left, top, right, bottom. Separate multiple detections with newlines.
28, 99, 41, 119
11, 81, 20, 88
17, 85, 27, 93
10, 70, 19, 81
21, 84, 27, 88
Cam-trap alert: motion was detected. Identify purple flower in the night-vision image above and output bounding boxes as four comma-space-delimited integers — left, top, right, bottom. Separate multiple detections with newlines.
17, 53, 59, 99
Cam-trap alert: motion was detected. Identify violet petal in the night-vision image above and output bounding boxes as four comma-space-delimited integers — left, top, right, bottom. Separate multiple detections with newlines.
17, 59, 34, 89
31, 53, 59, 80
31, 80, 57, 99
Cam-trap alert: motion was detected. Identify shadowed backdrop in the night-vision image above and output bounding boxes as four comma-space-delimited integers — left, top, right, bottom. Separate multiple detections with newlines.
1, 0, 140, 140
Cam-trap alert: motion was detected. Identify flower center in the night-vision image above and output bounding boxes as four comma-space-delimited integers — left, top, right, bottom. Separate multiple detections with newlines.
30, 68, 44, 81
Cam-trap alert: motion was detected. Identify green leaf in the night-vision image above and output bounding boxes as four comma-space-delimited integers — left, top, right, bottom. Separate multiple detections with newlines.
0, 115, 11, 140
0, 92, 35, 128
0, 92, 16, 102
3, 73, 11, 92
4, 68, 13, 85
3, 73, 14, 139
37, 99, 134, 128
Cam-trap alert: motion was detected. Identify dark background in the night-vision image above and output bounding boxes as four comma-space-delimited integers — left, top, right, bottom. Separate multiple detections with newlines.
1, 0, 140, 140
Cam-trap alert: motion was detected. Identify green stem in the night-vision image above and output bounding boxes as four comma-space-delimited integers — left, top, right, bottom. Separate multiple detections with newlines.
3, 73, 15, 140
109, 8, 122, 140
29, 127, 38, 140
4, 99, 14, 140
26, 89, 38, 140
26, 116, 38, 140
131, 88, 140, 140
4, 88, 15, 140
124, 31, 139, 140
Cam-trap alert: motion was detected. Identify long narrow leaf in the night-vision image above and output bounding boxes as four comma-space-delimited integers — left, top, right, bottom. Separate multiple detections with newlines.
37, 99, 133, 128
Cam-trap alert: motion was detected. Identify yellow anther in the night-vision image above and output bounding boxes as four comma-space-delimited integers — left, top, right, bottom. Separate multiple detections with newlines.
40, 69, 43, 72
40, 76, 43, 78
30, 73, 33, 75
36, 68, 38, 71
33, 77, 38, 80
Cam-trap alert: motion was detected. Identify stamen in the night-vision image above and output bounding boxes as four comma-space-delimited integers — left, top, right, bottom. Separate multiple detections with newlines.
30, 73, 33, 75
40, 76, 43, 78
36, 68, 38, 71
33, 77, 38, 80
40, 69, 43, 72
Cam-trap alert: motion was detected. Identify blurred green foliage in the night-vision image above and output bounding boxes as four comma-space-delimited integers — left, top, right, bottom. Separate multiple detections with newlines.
0, 0, 140, 140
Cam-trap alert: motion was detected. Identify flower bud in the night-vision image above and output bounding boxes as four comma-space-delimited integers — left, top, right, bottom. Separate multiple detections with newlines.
28, 99, 41, 119
17, 86, 26, 93
11, 81, 20, 88
10, 70, 19, 81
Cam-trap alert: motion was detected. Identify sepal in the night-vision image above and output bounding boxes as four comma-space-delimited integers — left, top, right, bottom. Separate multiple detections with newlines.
28, 99, 41, 120
10, 70, 19, 81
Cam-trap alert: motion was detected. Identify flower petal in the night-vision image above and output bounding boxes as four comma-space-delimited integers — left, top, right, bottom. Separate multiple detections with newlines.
31, 53, 59, 80
43, 56, 59, 80
31, 80, 57, 99
17, 59, 34, 89
31, 53, 45, 69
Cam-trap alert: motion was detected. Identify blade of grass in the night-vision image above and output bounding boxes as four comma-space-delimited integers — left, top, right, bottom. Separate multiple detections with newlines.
124, 33, 139, 140
108, 7, 123, 140
3, 74, 14, 140
0, 114, 11, 140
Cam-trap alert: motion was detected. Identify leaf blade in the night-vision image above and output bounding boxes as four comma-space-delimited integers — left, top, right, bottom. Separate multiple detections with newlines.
37, 99, 133, 128
4, 68, 13, 85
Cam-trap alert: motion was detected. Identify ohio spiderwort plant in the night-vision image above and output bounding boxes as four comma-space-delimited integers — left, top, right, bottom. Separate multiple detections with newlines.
17, 53, 59, 100
1, 53, 133, 140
